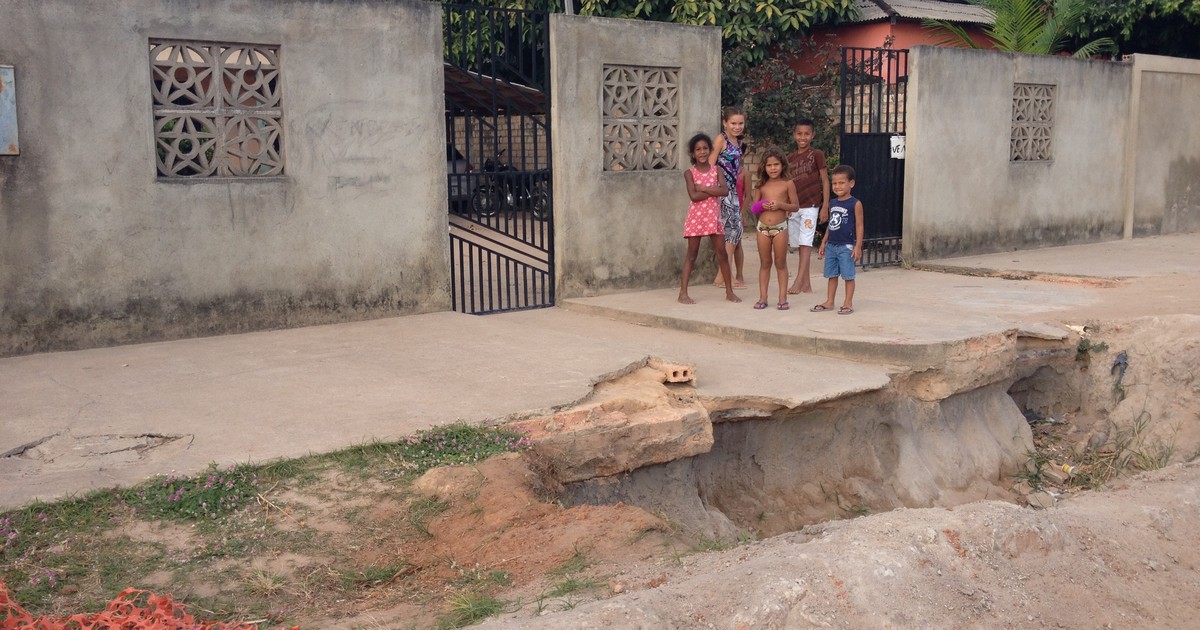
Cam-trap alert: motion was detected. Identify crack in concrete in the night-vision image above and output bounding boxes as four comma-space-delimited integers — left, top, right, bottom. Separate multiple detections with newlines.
0, 433, 61, 458
84, 433, 193, 457
1, 432, 194, 460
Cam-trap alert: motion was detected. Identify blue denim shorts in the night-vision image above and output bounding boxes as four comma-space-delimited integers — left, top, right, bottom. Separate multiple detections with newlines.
823, 244, 856, 280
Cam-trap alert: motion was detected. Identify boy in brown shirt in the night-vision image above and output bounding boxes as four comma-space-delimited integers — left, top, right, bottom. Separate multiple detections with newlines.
786, 119, 830, 294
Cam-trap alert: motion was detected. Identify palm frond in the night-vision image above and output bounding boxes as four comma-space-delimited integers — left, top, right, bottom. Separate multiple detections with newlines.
987, 0, 1049, 54
1071, 37, 1118, 59
956, 0, 1112, 57
920, 18, 985, 49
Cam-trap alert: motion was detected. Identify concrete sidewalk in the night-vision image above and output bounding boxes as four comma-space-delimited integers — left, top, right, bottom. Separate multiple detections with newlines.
563, 232, 1200, 365
0, 309, 890, 509
4, 233, 1199, 509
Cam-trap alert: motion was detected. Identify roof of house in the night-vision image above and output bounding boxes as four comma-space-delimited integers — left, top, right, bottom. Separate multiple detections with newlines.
850, 0, 994, 25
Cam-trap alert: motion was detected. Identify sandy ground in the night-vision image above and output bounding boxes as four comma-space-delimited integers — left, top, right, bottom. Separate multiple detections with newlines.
5, 235, 1200, 627
326, 313, 1200, 630
477, 461, 1200, 629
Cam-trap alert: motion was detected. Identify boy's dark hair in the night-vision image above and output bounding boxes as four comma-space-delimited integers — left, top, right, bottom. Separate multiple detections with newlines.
831, 164, 856, 180
754, 146, 790, 189
687, 132, 713, 165
794, 118, 816, 131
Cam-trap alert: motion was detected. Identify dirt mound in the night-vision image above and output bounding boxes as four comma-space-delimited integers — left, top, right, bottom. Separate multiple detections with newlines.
479, 460, 1200, 628
409, 453, 683, 588
468, 315, 1200, 627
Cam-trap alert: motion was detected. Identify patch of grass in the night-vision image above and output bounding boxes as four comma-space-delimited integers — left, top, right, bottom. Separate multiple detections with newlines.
0, 422, 536, 624
2, 521, 168, 615
1, 493, 136, 604
488, 570, 512, 587
341, 563, 410, 589
1075, 338, 1109, 361
439, 591, 507, 629
1015, 446, 1051, 488
391, 423, 533, 477
549, 545, 589, 577
119, 465, 258, 521
817, 483, 872, 520
546, 576, 602, 598
246, 568, 287, 597
251, 457, 316, 485
650, 512, 685, 535
408, 497, 450, 538
846, 505, 871, 517
1075, 411, 1177, 487
1023, 403, 1177, 491
447, 561, 510, 590
692, 536, 731, 553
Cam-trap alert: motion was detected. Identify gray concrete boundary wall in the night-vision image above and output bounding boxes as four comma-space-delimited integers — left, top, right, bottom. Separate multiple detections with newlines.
0, 0, 447, 356
903, 47, 1130, 261
1125, 54, 1200, 237
550, 15, 721, 297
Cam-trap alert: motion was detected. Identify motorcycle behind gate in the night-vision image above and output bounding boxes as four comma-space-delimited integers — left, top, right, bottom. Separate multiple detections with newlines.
469, 149, 550, 221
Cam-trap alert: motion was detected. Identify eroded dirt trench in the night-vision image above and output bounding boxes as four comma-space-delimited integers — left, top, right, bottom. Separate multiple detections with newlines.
394, 315, 1200, 630
481, 316, 1200, 542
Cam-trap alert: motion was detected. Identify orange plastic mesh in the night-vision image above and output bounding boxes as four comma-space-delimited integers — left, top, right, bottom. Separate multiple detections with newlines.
0, 579, 297, 629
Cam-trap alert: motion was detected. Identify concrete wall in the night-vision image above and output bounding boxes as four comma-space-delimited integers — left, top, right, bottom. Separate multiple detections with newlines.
0, 0, 448, 356
1125, 54, 1200, 237
550, 15, 721, 297
903, 47, 1131, 260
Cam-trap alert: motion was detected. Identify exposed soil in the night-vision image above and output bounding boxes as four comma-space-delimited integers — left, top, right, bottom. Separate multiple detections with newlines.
480, 460, 1200, 629
321, 314, 1198, 628
8, 314, 1197, 629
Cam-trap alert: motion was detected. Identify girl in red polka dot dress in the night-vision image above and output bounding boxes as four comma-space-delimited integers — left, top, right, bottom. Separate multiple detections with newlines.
680, 133, 740, 304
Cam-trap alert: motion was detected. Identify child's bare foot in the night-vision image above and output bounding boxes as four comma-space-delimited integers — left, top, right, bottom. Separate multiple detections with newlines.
678, 294, 696, 304
787, 281, 814, 294
733, 278, 747, 289
725, 291, 742, 303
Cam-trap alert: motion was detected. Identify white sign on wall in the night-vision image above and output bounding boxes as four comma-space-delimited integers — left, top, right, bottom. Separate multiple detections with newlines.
0, 65, 17, 155
889, 135, 905, 160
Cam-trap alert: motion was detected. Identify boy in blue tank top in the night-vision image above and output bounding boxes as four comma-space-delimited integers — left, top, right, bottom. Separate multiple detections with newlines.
811, 165, 864, 315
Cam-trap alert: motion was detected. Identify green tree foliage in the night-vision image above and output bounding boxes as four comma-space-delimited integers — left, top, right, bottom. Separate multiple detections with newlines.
925, 0, 1116, 58
1067, 0, 1200, 58
729, 41, 840, 154
447, 0, 859, 63
444, 0, 849, 157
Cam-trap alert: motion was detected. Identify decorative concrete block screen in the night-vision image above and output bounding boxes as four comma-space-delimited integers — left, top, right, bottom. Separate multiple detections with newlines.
601, 65, 679, 171
150, 40, 284, 177
1010, 83, 1055, 162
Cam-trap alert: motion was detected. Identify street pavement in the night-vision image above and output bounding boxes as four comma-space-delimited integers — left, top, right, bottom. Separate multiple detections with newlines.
3, 232, 1199, 509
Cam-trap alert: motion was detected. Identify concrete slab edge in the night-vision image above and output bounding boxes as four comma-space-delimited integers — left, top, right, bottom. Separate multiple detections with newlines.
909, 263, 1126, 287
561, 299, 952, 369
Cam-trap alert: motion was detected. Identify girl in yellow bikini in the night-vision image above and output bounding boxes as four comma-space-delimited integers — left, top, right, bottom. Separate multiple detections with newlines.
750, 148, 800, 310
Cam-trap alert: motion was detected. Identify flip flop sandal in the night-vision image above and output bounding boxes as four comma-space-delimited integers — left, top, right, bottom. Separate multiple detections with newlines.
810, 304, 833, 312
838, 306, 854, 315
777, 302, 790, 311
753, 301, 769, 310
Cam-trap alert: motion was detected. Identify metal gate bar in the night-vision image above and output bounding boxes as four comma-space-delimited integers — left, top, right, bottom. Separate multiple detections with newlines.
840, 47, 908, 267
444, 3, 554, 314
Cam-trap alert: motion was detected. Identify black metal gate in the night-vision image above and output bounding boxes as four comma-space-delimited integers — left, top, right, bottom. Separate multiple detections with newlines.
839, 47, 908, 267
444, 3, 553, 314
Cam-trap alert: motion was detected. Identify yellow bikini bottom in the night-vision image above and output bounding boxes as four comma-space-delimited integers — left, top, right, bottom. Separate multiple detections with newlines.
756, 220, 787, 237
